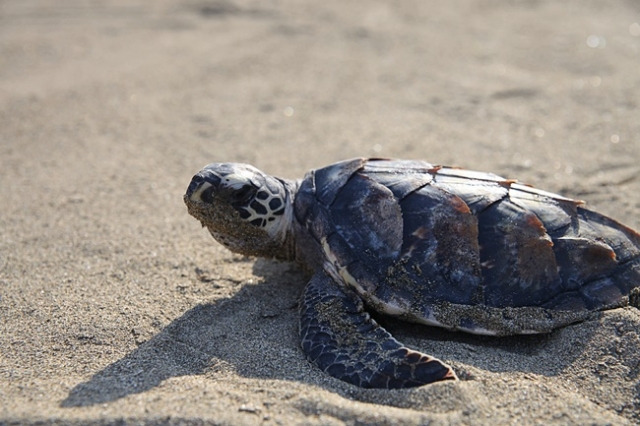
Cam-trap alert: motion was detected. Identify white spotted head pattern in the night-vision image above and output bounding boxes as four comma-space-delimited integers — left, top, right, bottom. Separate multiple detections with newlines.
184, 163, 296, 260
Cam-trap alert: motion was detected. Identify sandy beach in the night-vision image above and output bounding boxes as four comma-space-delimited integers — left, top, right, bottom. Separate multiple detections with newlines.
1, 1, 639, 424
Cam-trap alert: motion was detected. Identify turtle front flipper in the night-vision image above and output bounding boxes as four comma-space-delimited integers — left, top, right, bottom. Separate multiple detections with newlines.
300, 272, 457, 388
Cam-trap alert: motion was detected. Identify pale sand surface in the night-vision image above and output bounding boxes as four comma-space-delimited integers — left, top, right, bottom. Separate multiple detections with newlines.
1, 1, 640, 424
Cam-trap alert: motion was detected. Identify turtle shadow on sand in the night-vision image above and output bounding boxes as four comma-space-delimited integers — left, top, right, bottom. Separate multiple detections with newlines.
61, 259, 303, 408
62, 258, 608, 408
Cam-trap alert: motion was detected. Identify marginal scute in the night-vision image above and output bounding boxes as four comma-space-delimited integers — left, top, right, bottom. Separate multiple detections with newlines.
431, 172, 509, 214
580, 277, 623, 309
542, 292, 587, 311
363, 158, 434, 174
432, 166, 507, 183
509, 182, 584, 204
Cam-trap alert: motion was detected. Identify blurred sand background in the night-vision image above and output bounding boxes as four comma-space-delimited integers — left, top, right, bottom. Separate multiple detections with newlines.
1, 0, 640, 424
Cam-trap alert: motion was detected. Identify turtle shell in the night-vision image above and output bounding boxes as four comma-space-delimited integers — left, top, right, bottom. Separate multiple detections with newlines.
294, 158, 640, 335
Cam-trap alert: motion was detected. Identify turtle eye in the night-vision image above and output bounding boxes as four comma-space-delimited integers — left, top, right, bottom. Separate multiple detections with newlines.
200, 185, 215, 203
231, 184, 257, 204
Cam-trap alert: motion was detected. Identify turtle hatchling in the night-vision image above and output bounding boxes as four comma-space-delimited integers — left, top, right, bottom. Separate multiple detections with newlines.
184, 158, 640, 388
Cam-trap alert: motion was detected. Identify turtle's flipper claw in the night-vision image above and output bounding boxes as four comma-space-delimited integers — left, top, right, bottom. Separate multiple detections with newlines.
300, 272, 457, 389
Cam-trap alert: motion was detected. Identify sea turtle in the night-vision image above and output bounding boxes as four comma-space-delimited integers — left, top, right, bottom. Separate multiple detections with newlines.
184, 158, 640, 388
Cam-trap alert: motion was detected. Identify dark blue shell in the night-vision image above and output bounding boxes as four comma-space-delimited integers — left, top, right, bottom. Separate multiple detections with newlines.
293, 158, 640, 325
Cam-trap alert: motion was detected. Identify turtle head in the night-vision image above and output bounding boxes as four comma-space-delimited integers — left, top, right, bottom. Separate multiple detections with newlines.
184, 163, 296, 260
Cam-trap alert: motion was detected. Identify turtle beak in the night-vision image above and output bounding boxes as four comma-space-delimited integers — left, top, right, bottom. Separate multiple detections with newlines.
185, 170, 220, 204
185, 174, 205, 199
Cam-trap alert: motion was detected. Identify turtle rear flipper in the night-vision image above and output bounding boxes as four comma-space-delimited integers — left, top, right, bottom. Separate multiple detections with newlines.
300, 272, 457, 388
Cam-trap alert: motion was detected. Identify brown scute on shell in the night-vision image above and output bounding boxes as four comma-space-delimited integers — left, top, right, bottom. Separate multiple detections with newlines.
576, 209, 640, 264
553, 237, 618, 286
477, 199, 562, 307
330, 173, 403, 259
305, 158, 640, 331
396, 183, 483, 305
313, 158, 367, 206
